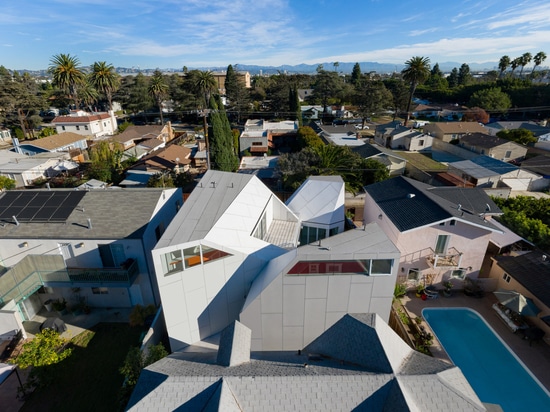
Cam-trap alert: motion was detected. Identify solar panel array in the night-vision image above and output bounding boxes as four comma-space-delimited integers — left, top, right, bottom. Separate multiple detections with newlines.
0, 191, 86, 223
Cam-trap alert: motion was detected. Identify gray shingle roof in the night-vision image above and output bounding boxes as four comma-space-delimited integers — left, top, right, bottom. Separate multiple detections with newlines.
0, 188, 174, 240
127, 313, 485, 411
494, 250, 550, 308
364, 177, 501, 233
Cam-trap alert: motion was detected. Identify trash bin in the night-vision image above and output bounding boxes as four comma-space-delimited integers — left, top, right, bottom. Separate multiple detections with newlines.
44, 299, 53, 312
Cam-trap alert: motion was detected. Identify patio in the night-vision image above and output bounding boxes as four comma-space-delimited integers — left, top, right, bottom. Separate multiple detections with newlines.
400, 290, 550, 392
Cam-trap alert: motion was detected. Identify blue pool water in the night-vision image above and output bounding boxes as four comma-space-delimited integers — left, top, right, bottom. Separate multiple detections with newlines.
423, 308, 550, 412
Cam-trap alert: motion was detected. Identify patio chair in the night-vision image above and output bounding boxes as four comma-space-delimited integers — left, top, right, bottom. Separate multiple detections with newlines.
424, 287, 439, 299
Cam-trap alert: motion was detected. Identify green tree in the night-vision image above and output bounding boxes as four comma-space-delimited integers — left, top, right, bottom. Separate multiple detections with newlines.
48, 53, 86, 108
351, 63, 362, 86
190, 70, 217, 109
457, 63, 472, 86
401, 56, 431, 125
313, 69, 344, 114
353, 80, 393, 126
510, 57, 521, 77
0, 175, 16, 190
147, 172, 175, 188
120, 343, 168, 387
11, 329, 73, 392
224, 64, 250, 123
383, 77, 409, 121
208, 96, 238, 171
118, 73, 153, 122
498, 55, 511, 78
425, 63, 448, 90
362, 158, 390, 186
531, 51, 547, 77
148, 70, 168, 124
496, 128, 537, 145
447, 68, 459, 88
89, 61, 120, 111
518, 52, 532, 78
468, 87, 511, 115
297, 126, 324, 150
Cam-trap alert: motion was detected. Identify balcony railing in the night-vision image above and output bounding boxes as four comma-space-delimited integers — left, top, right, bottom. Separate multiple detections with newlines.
0, 255, 139, 305
426, 247, 463, 268
66, 259, 138, 283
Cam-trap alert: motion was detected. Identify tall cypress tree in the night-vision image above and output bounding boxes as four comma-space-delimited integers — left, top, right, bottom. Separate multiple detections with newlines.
209, 96, 239, 171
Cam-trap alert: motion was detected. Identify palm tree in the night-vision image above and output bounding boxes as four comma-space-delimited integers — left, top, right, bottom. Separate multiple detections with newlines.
401, 56, 430, 126
89, 61, 120, 111
531, 51, 547, 77
333, 61, 339, 72
192, 70, 217, 109
48, 53, 86, 109
148, 70, 168, 125
79, 81, 99, 112
519, 52, 532, 77
498, 55, 510, 78
510, 57, 521, 77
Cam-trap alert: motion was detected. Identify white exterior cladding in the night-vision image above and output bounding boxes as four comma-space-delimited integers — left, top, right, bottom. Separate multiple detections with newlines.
239, 225, 400, 351
0, 188, 182, 320
52, 110, 117, 138
152, 170, 400, 352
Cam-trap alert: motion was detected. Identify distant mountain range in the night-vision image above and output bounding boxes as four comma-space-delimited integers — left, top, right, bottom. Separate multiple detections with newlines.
19, 61, 499, 77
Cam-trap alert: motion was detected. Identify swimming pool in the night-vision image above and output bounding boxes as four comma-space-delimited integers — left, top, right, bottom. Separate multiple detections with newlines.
423, 308, 550, 412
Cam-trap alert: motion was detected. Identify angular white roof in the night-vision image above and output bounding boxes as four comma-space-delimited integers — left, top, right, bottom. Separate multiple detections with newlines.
286, 175, 345, 226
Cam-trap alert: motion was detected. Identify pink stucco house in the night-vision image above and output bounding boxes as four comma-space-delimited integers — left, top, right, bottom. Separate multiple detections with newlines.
363, 176, 503, 289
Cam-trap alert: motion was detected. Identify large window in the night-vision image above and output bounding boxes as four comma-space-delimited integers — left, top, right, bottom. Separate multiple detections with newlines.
161, 245, 232, 276
435, 235, 450, 255
287, 259, 393, 276
98, 244, 125, 267
299, 226, 330, 245
450, 268, 466, 279
407, 268, 421, 281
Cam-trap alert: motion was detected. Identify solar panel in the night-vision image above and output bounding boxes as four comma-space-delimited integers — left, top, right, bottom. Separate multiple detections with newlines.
0, 190, 86, 223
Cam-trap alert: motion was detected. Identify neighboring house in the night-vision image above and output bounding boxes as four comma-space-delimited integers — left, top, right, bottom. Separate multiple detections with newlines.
374, 121, 431, 150
351, 143, 407, 176
0, 187, 182, 322
11, 132, 88, 160
423, 122, 487, 142
207, 70, 251, 94
238, 155, 279, 190
312, 123, 364, 147
152, 170, 400, 352
52, 110, 117, 138
0, 150, 71, 187
448, 156, 517, 188
112, 124, 175, 156
239, 119, 298, 154
484, 121, 550, 140
412, 103, 466, 121
458, 132, 527, 162
447, 155, 548, 191
488, 250, 550, 342
127, 314, 486, 412
521, 155, 550, 178
0, 129, 12, 144
297, 89, 314, 102
363, 176, 503, 289
300, 105, 324, 121
131, 144, 192, 174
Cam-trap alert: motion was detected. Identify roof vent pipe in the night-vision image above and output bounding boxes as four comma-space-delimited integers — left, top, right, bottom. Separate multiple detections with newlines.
87, 218, 92, 230
12, 215, 19, 226
407, 193, 416, 199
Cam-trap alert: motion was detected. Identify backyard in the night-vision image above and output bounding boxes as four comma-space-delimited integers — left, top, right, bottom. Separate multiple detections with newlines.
19, 323, 144, 412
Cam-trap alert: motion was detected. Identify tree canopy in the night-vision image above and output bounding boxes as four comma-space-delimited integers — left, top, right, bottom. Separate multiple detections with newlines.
468, 87, 512, 115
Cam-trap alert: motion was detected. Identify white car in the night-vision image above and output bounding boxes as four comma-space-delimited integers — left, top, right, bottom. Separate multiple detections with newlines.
354, 124, 369, 130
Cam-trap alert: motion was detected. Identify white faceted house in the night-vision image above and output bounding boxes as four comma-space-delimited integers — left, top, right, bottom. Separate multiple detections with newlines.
152, 170, 400, 352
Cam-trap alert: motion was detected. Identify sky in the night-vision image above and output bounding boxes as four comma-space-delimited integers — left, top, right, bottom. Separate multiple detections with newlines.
2, 0, 550, 71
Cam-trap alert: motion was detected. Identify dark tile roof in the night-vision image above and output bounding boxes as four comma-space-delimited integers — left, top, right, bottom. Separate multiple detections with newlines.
459, 132, 509, 148
469, 155, 518, 175
520, 155, 550, 177
364, 176, 501, 233
351, 143, 382, 158
494, 251, 550, 308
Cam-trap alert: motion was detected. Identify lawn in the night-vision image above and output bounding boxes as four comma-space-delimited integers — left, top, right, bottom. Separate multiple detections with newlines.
20, 323, 144, 412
